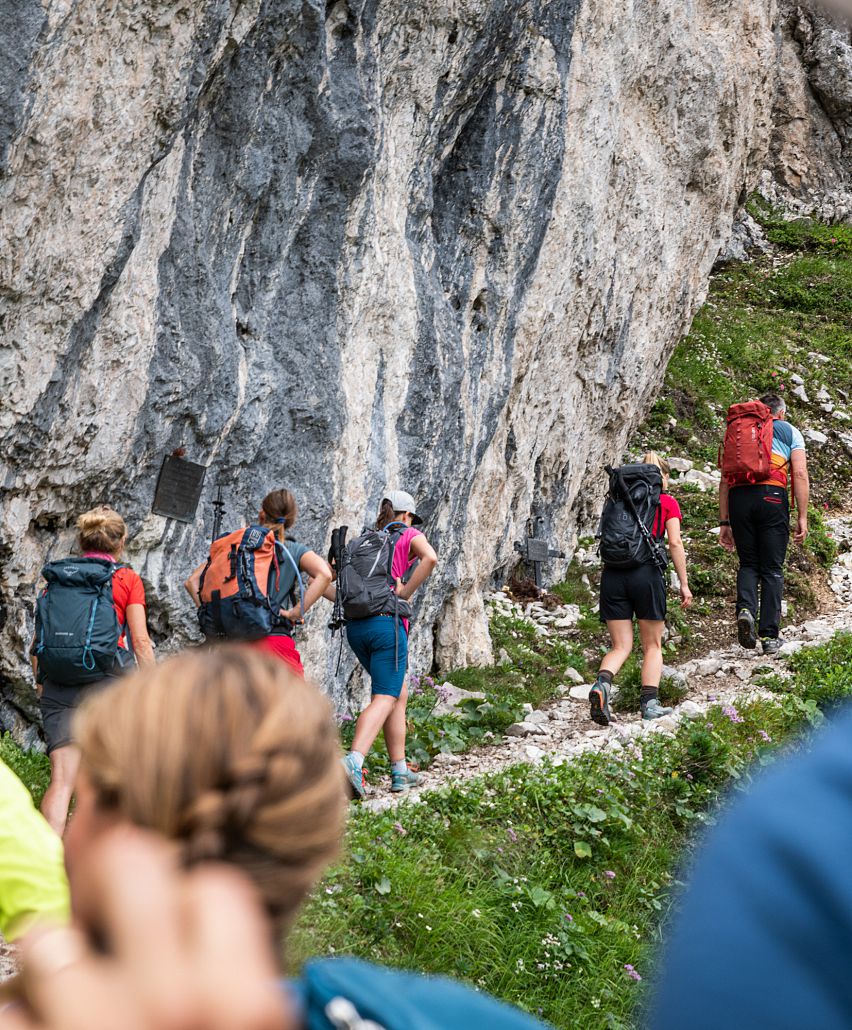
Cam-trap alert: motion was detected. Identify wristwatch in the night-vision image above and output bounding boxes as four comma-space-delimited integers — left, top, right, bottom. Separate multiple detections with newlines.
719, 520, 731, 527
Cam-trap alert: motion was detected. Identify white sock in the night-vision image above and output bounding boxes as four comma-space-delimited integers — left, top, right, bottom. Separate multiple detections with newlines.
351, 750, 365, 769
391, 759, 408, 775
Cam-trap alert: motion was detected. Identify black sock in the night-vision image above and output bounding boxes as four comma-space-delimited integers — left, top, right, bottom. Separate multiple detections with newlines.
598, 669, 614, 686
640, 687, 658, 707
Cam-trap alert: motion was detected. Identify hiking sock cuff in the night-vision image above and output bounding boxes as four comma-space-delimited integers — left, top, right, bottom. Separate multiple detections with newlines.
640, 687, 659, 706
598, 670, 614, 686
391, 759, 408, 775
351, 750, 365, 769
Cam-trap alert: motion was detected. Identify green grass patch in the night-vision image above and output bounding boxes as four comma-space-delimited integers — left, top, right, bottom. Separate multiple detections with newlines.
640, 204, 852, 509
0, 733, 49, 806
292, 633, 852, 1029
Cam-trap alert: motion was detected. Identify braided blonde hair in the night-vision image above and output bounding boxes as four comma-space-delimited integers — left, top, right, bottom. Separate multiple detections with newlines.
74, 646, 346, 933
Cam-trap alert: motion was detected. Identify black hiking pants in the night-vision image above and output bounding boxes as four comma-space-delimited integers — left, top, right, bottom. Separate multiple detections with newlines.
729, 484, 790, 640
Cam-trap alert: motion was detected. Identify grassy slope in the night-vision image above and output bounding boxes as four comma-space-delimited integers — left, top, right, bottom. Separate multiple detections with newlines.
291, 635, 852, 1029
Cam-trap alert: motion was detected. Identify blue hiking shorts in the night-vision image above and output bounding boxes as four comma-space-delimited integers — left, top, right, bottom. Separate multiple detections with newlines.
345, 615, 408, 698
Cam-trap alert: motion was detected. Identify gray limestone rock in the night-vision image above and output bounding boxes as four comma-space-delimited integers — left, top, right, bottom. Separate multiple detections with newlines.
0, 0, 848, 730
803, 428, 829, 447
432, 684, 488, 717
506, 721, 548, 738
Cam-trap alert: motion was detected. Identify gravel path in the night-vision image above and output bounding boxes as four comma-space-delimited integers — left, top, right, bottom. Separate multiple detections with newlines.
363, 518, 852, 812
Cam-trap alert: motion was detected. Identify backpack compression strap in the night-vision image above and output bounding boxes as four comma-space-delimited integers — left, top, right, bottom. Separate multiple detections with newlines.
277, 544, 305, 620
382, 522, 409, 671
606, 466, 668, 571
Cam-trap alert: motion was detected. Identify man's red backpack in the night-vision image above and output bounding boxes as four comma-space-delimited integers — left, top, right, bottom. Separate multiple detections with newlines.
718, 401, 775, 486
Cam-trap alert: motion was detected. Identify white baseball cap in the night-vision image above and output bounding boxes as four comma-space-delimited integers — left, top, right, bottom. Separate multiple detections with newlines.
383, 490, 423, 526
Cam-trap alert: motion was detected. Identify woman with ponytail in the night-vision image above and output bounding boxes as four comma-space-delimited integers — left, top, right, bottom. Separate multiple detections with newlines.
338, 491, 438, 799
184, 490, 331, 675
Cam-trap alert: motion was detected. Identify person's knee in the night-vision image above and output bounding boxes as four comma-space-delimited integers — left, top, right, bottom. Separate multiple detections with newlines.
48, 748, 79, 787
612, 637, 633, 659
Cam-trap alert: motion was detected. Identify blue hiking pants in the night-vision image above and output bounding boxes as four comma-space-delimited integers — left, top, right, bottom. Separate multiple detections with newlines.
345, 615, 408, 698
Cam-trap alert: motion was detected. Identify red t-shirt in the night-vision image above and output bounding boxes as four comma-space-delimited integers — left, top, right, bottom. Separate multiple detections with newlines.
83, 553, 145, 646
652, 494, 683, 539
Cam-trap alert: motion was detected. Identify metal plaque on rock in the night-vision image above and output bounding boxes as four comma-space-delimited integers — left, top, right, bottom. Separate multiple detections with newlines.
152, 456, 207, 523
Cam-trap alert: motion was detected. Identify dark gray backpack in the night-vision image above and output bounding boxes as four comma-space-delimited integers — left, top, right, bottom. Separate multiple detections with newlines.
33, 558, 134, 685
598, 464, 668, 570
337, 523, 412, 622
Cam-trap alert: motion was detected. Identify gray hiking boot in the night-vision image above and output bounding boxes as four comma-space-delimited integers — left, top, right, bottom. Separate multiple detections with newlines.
642, 698, 674, 720
761, 637, 782, 657
737, 608, 757, 650
589, 678, 613, 726
341, 753, 365, 800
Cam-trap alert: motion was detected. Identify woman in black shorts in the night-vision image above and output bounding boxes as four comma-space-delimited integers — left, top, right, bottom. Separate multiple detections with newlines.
589, 453, 692, 725
33, 507, 155, 835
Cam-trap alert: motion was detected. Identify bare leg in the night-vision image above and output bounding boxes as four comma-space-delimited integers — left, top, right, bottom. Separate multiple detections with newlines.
638, 619, 665, 687
600, 620, 634, 676
351, 695, 397, 759
382, 683, 408, 764
41, 745, 81, 837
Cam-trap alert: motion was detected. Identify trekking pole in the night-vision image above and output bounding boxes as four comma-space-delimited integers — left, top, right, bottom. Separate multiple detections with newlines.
327, 526, 348, 675
211, 485, 225, 544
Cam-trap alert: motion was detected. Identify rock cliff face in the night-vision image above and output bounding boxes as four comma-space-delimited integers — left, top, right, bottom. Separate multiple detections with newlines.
0, 0, 847, 733
768, 3, 852, 217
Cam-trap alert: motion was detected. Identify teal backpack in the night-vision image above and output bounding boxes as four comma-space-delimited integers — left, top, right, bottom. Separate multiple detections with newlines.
33, 557, 134, 685
297, 957, 550, 1029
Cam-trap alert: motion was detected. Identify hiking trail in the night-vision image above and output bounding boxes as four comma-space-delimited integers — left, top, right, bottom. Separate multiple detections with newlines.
363, 516, 852, 812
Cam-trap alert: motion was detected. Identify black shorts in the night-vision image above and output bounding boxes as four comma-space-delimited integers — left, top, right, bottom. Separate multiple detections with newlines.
600, 563, 667, 623
39, 679, 110, 754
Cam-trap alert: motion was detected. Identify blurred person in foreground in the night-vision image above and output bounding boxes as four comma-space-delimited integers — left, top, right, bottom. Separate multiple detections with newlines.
0, 761, 69, 942
0, 647, 547, 1030
651, 705, 852, 1029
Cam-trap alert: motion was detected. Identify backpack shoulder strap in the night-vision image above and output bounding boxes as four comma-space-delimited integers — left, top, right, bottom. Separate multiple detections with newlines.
277, 542, 305, 619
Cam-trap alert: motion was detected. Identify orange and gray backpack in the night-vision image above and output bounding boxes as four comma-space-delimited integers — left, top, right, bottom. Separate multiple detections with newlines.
719, 401, 776, 486
197, 525, 299, 640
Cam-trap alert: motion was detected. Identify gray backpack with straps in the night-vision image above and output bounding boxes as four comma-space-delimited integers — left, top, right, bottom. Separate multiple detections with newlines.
337, 524, 412, 622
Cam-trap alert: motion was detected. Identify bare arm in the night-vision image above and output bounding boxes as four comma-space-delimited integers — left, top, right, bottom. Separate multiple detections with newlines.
280, 551, 332, 623
30, 641, 41, 698
396, 535, 438, 602
666, 518, 693, 608
718, 480, 734, 552
126, 604, 155, 670
791, 449, 810, 544
184, 561, 206, 608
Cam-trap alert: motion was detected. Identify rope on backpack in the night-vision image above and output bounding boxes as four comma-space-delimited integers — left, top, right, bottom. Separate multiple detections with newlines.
82, 597, 99, 672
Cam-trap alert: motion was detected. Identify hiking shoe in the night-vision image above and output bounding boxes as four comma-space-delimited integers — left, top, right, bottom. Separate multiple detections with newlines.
589, 678, 613, 727
737, 609, 757, 650
391, 768, 422, 793
342, 753, 365, 800
761, 637, 782, 657
642, 698, 674, 720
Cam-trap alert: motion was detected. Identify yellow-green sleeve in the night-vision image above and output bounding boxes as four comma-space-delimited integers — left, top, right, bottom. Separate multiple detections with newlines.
0, 760, 70, 940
